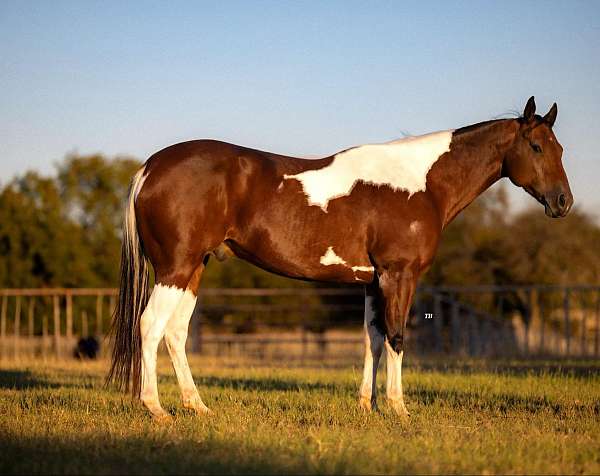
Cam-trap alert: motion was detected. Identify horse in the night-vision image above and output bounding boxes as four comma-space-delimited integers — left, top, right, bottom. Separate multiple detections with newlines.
107, 96, 572, 421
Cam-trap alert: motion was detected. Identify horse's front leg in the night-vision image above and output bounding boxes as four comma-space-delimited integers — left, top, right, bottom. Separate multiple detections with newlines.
377, 265, 419, 418
358, 282, 384, 411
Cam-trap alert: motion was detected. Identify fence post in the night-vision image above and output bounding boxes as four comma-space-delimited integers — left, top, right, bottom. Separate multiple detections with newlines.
301, 327, 308, 363
13, 296, 21, 358
539, 293, 545, 355
28, 297, 35, 337
28, 298, 35, 358
42, 314, 48, 360
524, 289, 532, 356
595, 291, 600, 358
564, 288, 570, 356
82, 311, 88, 337
468, 309, 477, 356
0, 295, 6, 360
66, 292, 73, 342
581, 291, 587, 357
433, 294, 443, 352
451, 300, 460, 354
95, 294, 103, 337
53, 295, 61, 358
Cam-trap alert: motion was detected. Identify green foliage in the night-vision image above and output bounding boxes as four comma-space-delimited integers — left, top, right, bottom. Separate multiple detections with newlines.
0, 172, 92, 287
0, 156, 139, 287
0, 359, 599, 474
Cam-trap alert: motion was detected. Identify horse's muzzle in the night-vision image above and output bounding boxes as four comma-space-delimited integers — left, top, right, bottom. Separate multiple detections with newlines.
544, 190, 573, 218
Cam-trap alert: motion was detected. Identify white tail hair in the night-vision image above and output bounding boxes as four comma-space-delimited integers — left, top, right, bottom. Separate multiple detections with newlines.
107, 165, 150, 395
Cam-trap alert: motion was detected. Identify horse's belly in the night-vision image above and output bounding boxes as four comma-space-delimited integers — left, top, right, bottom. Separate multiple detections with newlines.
225, 230, 375, 285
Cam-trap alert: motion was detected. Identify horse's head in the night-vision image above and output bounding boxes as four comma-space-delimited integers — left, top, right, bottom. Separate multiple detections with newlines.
503, 96, 573, 218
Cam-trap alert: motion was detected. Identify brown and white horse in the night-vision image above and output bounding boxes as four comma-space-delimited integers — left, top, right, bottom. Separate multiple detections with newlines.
108, 97, 572, 420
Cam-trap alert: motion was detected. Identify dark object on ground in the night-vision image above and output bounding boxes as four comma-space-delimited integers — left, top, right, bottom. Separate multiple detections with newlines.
74, 337, 100, 360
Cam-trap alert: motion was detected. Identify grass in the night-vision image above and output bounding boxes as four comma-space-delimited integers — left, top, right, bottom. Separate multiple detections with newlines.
0, 356, 599, 475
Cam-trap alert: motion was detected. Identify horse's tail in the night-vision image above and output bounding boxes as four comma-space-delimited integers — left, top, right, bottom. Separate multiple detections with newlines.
106, 165, 150, 396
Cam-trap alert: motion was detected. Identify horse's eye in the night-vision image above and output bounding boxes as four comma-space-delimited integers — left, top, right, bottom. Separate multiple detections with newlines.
530, 143, 542, 153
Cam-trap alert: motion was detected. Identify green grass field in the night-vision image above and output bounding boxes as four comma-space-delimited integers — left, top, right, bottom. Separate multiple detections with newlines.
0, 357, 599, 475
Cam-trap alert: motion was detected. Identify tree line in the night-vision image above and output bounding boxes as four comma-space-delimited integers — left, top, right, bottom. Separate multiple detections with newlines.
1, 154, 599, 290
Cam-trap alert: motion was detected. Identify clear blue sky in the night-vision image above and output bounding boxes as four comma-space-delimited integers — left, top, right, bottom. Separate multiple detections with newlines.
1, 1, 599, 213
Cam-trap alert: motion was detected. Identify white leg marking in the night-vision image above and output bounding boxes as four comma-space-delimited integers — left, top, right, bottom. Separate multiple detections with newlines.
140, 284, 185, 419
358, 292, 384, 411
385, 340, 409, 417
164, 289, 211, 414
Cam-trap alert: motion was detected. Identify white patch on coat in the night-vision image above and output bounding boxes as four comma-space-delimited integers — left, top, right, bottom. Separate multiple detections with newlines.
409, 220, 421, 234
319, 246, 374, 279
319, 246, 347, 266
284, 130, 453, 211
351, 265, 375, 272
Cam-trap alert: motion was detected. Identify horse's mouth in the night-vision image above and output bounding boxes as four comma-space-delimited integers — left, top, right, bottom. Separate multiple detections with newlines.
541, 193, 570, 218
524, 186, 560, 218
543, 199, 554, 218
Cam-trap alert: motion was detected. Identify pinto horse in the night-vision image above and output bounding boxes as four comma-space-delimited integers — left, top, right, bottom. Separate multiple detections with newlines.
108, 97, 572, 420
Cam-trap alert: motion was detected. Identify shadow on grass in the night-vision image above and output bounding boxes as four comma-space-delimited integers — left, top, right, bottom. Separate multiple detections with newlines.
408, 386, 600, 415
409, 359, 600, 378
0, 370, 64, 390
0, 432, 312, 475
195, 374, 355, 394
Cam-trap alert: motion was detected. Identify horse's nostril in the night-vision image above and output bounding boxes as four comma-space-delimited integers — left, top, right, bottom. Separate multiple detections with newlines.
558, 193, 566, 209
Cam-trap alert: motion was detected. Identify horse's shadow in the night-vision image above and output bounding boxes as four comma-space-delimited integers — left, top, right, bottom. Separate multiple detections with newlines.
194, 375, 355, 393
411, 361, 600, 379
0, 432, 311, 475
0, 369, 63, 390
406, 386, 596, 415
0, 369, 97, 390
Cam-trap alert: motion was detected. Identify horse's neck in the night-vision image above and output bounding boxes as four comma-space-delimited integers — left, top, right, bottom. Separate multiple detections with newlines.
428, 119, 518, 228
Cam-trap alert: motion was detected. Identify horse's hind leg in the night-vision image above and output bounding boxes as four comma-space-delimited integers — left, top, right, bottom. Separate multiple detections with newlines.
139, 266, 198, 421
164, 263, 211, 414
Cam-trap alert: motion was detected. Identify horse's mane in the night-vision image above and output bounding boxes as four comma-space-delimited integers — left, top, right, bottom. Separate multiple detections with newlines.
453, 118, 509, 136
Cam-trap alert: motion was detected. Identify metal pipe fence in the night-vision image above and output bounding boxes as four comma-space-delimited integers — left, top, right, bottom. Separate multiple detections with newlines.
0, 285, 599, 360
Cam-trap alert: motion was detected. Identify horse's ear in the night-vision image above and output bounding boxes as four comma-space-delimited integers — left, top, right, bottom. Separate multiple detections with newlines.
523, 96, 536, 122
543, 102, 558, 127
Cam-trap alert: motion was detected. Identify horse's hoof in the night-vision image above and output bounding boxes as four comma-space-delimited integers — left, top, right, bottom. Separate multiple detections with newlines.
389, 399, 410, 419
359, 396, 378, 412
183, 397, 213, 416
151, 411, 173, 424
142, 400, 172, 423
184, 402, 213, 416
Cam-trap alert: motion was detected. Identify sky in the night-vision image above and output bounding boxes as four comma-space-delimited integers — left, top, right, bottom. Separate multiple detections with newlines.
1, 0, 599, 214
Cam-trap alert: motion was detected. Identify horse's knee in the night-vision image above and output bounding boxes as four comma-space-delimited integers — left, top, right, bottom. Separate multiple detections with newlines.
388, 333, 404, 355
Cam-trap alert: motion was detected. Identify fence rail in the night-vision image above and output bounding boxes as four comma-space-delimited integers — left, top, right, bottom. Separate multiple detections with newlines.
1, 285, 599, 360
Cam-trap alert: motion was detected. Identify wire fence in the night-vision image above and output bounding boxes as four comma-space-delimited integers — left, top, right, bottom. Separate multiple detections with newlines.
0, 285, 599, 361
